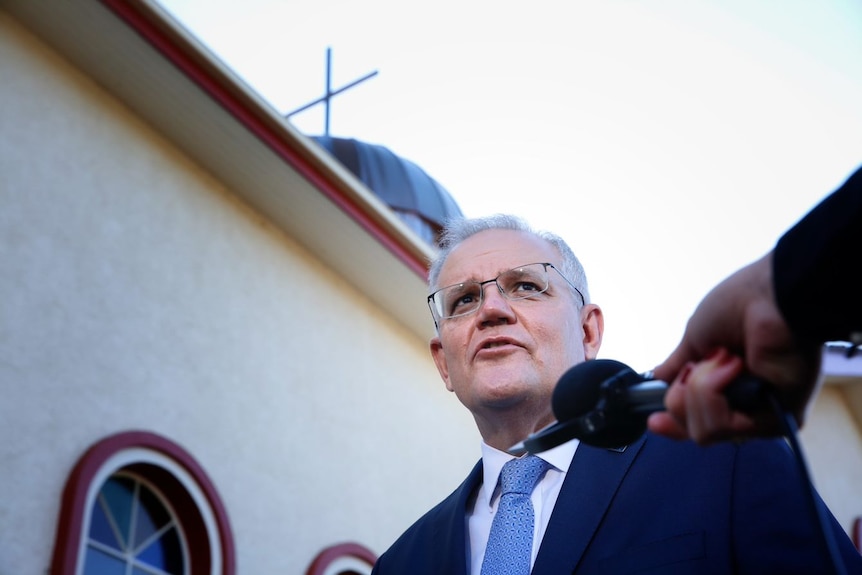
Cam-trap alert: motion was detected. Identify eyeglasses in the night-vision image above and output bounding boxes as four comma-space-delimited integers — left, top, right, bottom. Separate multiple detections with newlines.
427, 262, 585, 323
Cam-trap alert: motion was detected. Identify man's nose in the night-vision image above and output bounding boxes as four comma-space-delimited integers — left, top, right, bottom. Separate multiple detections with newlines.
476, 282, 515, 321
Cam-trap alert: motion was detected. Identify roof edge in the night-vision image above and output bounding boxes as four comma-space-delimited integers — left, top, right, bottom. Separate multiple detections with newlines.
102, 0, 436, 280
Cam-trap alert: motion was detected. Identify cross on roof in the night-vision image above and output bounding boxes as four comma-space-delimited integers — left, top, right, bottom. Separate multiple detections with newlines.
285, 47, 378, 136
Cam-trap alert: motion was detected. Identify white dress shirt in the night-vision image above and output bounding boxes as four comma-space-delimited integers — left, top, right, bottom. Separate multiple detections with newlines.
467, 439, 579, 575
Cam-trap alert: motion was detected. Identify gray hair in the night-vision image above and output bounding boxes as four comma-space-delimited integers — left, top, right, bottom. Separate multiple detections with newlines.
428, 214, 591, 305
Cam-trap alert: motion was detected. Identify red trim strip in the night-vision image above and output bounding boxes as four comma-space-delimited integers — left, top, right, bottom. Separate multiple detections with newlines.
99, 0, 428, 279
305, 542, 378, 575
853, 516, 861, 552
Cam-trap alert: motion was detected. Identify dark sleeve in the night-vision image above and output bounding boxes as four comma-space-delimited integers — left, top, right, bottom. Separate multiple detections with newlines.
773, 165, 862, 343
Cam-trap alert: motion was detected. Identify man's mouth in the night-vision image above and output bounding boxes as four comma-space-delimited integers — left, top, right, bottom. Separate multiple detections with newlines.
484, 341, 510, 349
476, 337, 522, 355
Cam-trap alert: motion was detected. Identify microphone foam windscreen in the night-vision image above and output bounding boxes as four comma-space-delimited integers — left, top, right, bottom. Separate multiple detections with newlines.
552, 359, 638, 421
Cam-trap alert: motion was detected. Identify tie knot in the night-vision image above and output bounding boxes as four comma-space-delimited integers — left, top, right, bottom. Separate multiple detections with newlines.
499, 455, 550, 496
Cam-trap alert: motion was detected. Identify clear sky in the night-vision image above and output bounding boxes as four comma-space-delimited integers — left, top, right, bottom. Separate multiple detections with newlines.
159, 0, 862, 372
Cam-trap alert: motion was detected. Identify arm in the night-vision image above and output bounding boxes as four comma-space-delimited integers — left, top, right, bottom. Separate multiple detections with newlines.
648, 165, 862, 443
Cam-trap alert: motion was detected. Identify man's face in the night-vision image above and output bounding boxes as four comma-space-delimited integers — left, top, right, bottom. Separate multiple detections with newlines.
430, 229, 602, 425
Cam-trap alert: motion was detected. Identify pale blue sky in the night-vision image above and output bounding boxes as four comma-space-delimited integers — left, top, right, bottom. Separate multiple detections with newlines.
159, 0, 862, 372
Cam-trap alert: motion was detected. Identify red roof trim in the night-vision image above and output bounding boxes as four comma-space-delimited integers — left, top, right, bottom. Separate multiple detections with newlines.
100, 0, 428, 279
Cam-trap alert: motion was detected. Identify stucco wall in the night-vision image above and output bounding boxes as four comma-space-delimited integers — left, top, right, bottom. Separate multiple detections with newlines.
0, 13, 480, 574
800, 386, 862, 535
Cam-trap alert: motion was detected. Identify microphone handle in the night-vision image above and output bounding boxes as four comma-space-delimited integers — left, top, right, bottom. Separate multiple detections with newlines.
639, 371, 771, 414
724, 373, 771, 413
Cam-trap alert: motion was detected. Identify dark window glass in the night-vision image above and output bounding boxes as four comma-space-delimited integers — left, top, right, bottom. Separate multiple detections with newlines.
89, 496, 120, 549
139, 525, 184, 572
101, 476, 135, 549
84, 475, 186, 575
84, 547, 125, 575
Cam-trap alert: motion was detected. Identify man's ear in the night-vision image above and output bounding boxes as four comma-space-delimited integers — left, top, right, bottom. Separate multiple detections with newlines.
430, 336, 454, 391
581, 304, 604, 360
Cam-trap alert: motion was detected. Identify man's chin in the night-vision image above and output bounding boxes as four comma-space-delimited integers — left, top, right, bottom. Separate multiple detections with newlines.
478, 381, 542, 409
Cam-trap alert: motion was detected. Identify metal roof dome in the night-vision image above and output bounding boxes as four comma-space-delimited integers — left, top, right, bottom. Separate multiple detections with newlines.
312, 136, 463, 246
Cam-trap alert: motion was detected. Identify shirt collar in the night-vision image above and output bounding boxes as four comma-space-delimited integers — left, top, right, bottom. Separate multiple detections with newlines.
479, 438, 578, 508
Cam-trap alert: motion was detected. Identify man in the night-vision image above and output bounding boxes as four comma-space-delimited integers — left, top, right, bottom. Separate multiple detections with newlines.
649, 165, 862, 444
371, 214, 862, 574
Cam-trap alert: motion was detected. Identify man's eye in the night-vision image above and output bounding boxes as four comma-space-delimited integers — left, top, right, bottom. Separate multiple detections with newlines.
451, 293, 477, 312
514, 281, 541, 292
448, 291, 479, 314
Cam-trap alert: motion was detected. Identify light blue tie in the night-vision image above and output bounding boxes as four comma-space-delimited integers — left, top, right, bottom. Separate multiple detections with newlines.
480, 455, 550, 575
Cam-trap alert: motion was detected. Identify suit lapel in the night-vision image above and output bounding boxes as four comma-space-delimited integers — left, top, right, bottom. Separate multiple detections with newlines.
430, 460, 483, 575
532, 435, 647, 575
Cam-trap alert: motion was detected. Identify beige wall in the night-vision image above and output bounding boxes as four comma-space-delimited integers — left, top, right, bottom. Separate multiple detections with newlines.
0, 13, 479, 574
801, 386, 862, 534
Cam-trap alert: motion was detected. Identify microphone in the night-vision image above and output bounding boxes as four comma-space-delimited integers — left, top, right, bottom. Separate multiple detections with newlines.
509, 359, 769, 454
510, 360, 850, 575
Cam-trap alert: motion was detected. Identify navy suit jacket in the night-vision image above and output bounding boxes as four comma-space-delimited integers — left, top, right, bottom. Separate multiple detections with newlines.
372, 433, 862, 574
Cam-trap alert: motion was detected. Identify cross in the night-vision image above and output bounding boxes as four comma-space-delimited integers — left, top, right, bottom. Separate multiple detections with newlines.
285, 47, 378, 136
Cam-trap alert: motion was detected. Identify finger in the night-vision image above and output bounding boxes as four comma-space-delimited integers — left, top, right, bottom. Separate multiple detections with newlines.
661, 361, 692, 430
651, 341, 694, 384
682, 351, 759, 444
646, 411, 690, 440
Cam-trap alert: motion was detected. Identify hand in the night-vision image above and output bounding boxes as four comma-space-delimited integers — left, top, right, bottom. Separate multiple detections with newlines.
647, 253, 823, 444
648, 348, 772, 443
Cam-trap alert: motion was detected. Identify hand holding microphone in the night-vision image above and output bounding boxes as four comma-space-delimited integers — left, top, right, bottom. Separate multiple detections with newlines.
510, 349, 771, 454
647, 252, 825, 445
648, 348, 785, 444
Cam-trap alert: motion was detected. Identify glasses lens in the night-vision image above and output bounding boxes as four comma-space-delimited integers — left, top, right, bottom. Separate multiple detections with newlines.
498, 264, 549, 300
435, 282, 482, 318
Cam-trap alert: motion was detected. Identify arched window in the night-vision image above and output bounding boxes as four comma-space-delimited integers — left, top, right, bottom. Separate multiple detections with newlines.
51, 431, 235, 575
305, 542, 377, 575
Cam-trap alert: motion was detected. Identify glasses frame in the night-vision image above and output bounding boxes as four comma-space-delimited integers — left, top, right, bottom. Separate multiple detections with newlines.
427, 262, 585, 326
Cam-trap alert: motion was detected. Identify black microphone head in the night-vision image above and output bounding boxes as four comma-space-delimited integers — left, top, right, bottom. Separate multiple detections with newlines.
552, 359, 649, 449
552, 359, 639, 421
